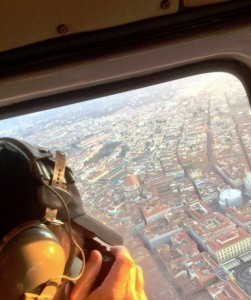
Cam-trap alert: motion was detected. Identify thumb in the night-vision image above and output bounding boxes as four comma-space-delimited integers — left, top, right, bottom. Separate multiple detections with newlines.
69, 250, 102, 300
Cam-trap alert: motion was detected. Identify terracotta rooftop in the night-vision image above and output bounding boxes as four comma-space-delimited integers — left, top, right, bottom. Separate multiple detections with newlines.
208, 279, 249, 300
141, 203, 169, 218
123, 175, 139, 186
207, 227, 251, 251
190, 212, 236, 238
226, 203, 251, 224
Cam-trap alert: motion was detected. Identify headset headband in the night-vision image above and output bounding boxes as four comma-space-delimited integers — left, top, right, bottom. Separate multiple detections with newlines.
0, 137, 75, 212
0, 137, 123, 245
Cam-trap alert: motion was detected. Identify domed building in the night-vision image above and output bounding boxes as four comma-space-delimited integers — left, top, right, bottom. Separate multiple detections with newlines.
219, 188, 243, 209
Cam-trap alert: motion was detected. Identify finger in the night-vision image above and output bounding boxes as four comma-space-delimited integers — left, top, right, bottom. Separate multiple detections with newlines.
126, 263, 137, 299
70, 250, 102, 300
102, 246, 134, 290
110, 246, 134, 261
135, 265, 144, 292
135, 266, 148, 300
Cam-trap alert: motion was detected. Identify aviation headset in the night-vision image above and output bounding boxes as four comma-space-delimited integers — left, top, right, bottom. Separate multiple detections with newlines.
0, 138, 86, 300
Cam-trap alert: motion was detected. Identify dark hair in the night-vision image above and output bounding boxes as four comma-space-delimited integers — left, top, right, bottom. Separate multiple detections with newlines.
0, 143, 45, 238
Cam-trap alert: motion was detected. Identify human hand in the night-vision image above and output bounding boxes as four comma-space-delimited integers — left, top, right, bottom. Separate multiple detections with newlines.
69, 246, 147, 300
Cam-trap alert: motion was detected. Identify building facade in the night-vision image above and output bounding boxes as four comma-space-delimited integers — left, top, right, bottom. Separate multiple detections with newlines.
207, 227, 251, 264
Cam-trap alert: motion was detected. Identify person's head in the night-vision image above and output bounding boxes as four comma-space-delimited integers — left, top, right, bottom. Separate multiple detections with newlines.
0, 137, 123, 299
0, 140, 45, 238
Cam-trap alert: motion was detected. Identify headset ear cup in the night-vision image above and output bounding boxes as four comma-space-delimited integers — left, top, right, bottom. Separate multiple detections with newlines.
0, 224, 66, 300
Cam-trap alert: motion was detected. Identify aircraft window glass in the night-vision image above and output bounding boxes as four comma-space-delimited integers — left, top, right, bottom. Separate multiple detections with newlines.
2, 72, 251, 299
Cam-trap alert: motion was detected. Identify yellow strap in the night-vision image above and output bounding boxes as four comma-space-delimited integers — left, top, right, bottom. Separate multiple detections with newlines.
45, 150, 66, 221
24, 293, 53, 300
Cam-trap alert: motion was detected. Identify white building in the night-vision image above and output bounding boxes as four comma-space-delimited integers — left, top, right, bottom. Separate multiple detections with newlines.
244, 171, 251, 196
219, 188, 243, 209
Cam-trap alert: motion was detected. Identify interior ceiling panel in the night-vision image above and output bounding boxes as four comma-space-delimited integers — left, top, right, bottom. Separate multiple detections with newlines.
0, 0, 236, 52
0, 0, 179, 52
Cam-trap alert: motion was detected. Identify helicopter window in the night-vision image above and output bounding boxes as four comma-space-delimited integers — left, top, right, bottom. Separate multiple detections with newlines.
1, 72, 251, 299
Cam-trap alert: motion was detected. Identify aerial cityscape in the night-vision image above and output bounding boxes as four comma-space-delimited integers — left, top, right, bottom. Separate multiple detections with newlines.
2, 72, 251, 299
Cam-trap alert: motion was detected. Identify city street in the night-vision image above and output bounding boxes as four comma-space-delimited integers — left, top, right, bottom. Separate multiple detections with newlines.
234, 260, 251, 296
